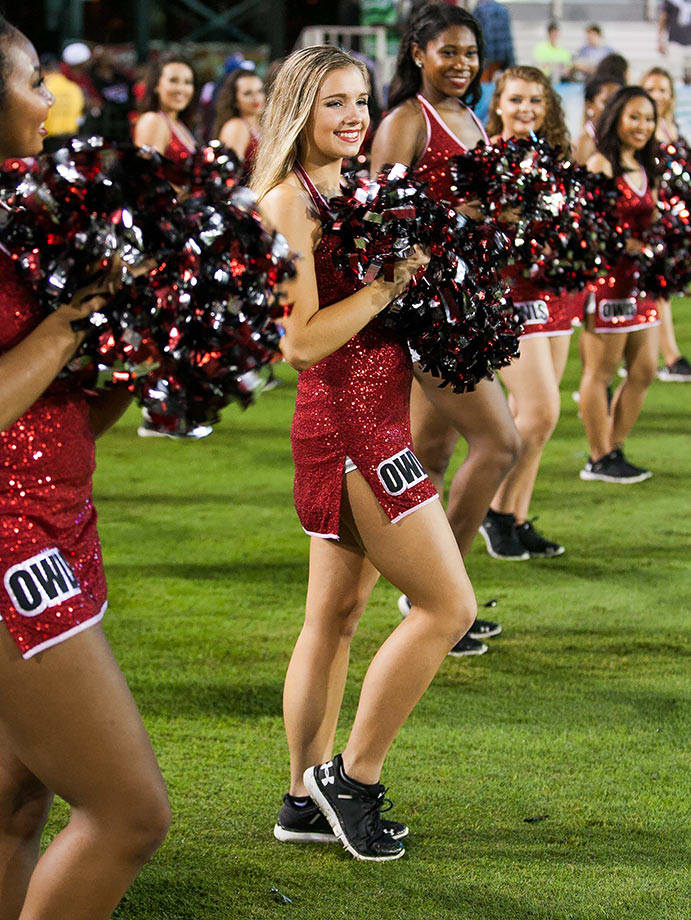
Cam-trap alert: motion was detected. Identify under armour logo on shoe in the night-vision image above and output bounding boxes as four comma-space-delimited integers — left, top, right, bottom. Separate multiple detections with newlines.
319, 761, 335, 786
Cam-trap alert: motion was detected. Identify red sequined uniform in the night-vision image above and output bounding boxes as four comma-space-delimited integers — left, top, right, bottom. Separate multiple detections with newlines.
242, 126, 260, 180
592, 173, 659, 332
0, 253, 106, 658
410, 96, 576, 337
290, 166, 438, 538
160, 112, 196, 164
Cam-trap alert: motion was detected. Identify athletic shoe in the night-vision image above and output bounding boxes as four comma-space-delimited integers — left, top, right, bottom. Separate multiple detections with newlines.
580, 448, 652, 484
448, 634, 488, 657
398, 595, 497, 650
479, 509, 530, 561
273, 794, 408, 844
658, 356, 691, 382
516, 518, 565, 558
137, 419, 213, 440
303, 755, 405, 861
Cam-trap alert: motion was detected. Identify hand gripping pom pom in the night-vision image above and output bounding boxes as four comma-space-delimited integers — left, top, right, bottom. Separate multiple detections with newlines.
0, 139, 296, 433
320, 165, 521, 392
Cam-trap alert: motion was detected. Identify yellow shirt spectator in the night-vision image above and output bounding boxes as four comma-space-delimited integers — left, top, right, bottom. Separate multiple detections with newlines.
44, 72, 85, 136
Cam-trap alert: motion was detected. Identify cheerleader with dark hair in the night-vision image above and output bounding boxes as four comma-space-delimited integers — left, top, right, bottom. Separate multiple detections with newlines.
371, 1, 518, 648
0, 19, 169, 918
579, 86, 661, 482
134, 52, 198, 165
212, 67, 265, 177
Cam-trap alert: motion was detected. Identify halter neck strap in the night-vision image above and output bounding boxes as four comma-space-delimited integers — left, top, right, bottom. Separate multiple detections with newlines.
294, 162, 330, 216
416, 93, 489, 148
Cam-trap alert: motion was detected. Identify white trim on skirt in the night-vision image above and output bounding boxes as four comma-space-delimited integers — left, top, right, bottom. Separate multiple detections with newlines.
22, 600, 107, 660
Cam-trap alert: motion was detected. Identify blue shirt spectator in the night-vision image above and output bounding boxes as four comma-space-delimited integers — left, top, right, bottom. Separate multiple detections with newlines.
473, 0, 515, 80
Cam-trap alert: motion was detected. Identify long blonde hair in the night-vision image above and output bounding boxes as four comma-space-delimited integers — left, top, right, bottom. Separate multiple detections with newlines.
250, 45, 369, 200
486, 66, 570, 154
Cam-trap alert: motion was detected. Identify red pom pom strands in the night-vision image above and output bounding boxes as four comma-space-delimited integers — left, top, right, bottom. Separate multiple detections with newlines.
0, 139, 296, 433
318, 164, 521, 393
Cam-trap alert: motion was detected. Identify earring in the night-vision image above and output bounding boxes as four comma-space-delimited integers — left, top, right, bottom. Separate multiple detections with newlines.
496, 108, 502, 116
415, 60, 423, 68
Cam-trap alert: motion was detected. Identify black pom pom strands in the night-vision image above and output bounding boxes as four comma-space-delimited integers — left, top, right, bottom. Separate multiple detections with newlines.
0, 139, 296, 434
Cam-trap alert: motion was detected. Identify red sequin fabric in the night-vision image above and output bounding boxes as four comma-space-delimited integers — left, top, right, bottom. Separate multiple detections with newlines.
592, 174, 659, 332
0, 253, 106, 658
161, 112, 196, 165
290, 166, 438, 538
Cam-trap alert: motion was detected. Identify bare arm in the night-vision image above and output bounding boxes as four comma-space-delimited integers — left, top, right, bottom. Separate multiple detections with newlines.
218, 119, 251, 159
574, 130, 596, 166
0, 286, 108, 432
133, 112, 171, 156
89, 384, 133, 438
260, 181, 426, 371
586, 153, 613, 177
370, 104, 425, 176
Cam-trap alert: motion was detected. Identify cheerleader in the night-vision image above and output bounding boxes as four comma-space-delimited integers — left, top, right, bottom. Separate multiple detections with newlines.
133, 52, 198, 165
254, 46, 477, 860
478, 66, 576, 558
579, 86, 660, 483
0, 19, 169, 918
212, 66, 265, 178
574, 74, 623, 165
641, 66, 691, 383
370, 3, 518, 630
133, 54, 212, 438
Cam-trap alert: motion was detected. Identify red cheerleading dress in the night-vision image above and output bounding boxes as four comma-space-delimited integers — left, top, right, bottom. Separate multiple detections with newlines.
591, 172, 659, 333
0, 253, 107, 658
242, 125, 260, 179
411, 98, 575, 338
160, 112, 196, 163
290, 164, 438, 539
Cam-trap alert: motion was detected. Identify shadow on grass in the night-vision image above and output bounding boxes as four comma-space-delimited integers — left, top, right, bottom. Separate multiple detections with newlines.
133, 677, 284, 719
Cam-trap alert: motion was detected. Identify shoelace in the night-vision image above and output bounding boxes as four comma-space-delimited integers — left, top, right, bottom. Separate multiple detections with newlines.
361, 788, 394, 840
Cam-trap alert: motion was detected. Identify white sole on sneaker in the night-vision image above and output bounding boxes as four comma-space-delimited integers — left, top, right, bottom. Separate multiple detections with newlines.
479, 525, 530, 561
303, 767, 405, 862
526, 546, 566, 558
579, 470, 652, 484
448, 642, 488, 658
658, 372, 691, 382
273, 823, 338, 844
468, 623, 502, 639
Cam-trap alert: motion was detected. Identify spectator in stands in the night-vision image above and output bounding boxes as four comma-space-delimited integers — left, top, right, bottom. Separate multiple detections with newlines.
658, 0, 691, 83
572, 24, 615, 79
473, 0, 515, 81
84, 47, 134, 142
41, 54, 84, 152
573, 74, 623, 163
533, 21, 572, 82
594, 52, 629, 85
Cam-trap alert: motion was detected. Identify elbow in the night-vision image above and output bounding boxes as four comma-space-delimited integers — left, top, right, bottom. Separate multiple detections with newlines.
279, 339, 316, 372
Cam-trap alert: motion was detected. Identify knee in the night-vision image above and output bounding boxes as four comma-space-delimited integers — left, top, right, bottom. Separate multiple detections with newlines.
449, 594, 478, 646
418, 589, 476, 648
332, 593, 368, 641
417, 439, 453, 480
104, 783, 171, 864
627, 359, 657, 389
524, 401, 560, 446
468, 424, 521, 476
0, 784, 52, 842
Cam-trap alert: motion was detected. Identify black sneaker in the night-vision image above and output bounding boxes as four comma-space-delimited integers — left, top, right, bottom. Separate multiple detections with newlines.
658, 356, 691, 382
448, 634, 488, 657
303, 755, 405, 861
516, 518, 565, 558
580, 448, 652, 484
273, 794, 408, 844
479, 509, 530, 561
398, 596, 497, 650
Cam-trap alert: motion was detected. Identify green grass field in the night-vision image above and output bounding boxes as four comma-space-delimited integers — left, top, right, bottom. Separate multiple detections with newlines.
46, 304, 690, 919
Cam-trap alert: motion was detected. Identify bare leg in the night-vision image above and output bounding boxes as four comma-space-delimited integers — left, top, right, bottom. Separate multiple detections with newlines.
491, 336, 566, 523
411, 371, 520, 557
284, 538, 379, 796
341, 473, 476, 784
611, 326, 659, 447
657, 299, 682, 366
0, 745, 52, 920
0, 625, 170, 920
579, 325, 627, 460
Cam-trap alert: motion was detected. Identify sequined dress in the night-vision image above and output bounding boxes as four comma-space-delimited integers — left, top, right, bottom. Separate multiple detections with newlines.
592, 173, 659, 332
0, 253, 107, 658
290, 165, 438, 539
159, 112, 196, 164
411, 95, 578, 337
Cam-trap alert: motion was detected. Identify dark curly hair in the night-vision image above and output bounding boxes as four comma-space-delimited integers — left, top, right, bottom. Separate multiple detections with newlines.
138, 52, 199, 130
595, 85, 658, 186
212, 68, 263, 139
486, 66, 570, 153
388, 2, 484, 111
0, 14, 20, 107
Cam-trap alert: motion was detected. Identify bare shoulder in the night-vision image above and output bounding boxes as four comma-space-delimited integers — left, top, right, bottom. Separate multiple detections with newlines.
587, 152, 612, 176
259, 177, 319, 247
371, 99, 426, 171
133, 111, 170, 149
